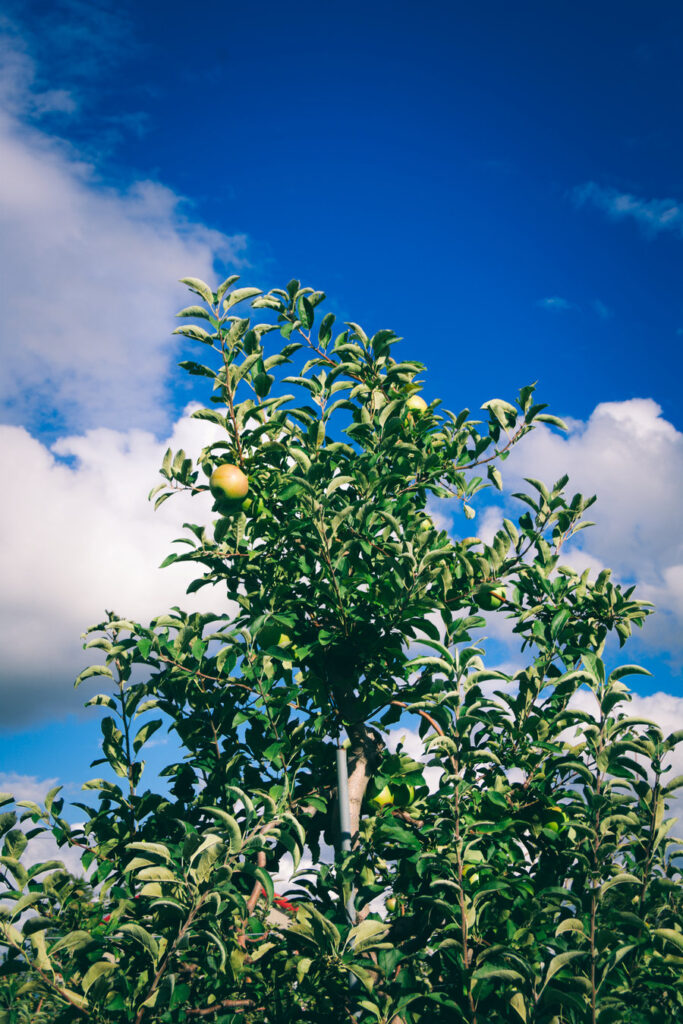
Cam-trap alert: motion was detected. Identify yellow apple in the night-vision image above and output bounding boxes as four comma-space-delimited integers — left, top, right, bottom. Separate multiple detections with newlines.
371, 785, 395, 808
209, 464, 249, 502
406, 394, 428, 414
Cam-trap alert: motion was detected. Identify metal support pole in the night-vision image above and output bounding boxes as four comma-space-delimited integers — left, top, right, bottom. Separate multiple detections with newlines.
336, 744, 357, 924
336, 743, 359, 1013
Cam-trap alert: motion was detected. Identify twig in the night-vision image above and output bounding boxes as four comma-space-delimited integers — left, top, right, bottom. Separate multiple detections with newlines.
186, 999, 260, 1016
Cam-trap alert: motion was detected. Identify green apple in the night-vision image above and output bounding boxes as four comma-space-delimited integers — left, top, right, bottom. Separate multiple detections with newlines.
258, 624, 292, 650
371, 785, 395, 808
210, 464, 249, 503
392, 782, 416, 808
475, 584, 507, 611
545, 805, 567, 832
406, 394, 428, 414
385, 896, 397, 912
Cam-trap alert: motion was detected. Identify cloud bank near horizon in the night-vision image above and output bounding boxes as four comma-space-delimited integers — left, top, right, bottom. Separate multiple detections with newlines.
1, 396, 682, 727
0, 409, 230, 727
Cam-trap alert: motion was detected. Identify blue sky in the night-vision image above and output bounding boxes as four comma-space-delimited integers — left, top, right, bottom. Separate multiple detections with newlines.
1, 0, 682, 807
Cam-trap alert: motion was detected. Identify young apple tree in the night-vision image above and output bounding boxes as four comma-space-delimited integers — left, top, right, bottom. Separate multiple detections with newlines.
1, 277, 681, 1023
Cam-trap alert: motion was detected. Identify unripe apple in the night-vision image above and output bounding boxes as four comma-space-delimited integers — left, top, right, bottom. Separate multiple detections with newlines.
258, 624, 291, 650
475, 584, 507, 611
371, 784, 395, 808
392, 782, 416, 808
385, 896, 397, 912
210, 464, 249, 503
546, 805, 567, 832
406, 394, 428, 414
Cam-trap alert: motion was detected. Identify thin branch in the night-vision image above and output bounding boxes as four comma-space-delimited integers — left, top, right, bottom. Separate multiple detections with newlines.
186, 998, 260, 1016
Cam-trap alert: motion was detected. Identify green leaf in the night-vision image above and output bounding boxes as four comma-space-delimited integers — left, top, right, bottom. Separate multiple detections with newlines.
541, 950, 586, 991
172, 325, 213, 344
116, 922, 160, 962
224, 286, 262, 309
535, 413, 568, 430
297, 294, 314, 329
126, 841, 172, 863
136, 866, 177, 883
296, 956, 313, 983
550, 607, 570, 637
346, 919, 389, 952
600, 872, 640, 895
74, 664, 113, 688
85, 693, 117, 710
176, 305, 212, 320
481, 398, 517, 428
189, 834, 223, 865
133, 719, 163, 753
82, 961, 116, 993
509, 992, 527, 1021
49, 930, 93, 955
179, 277, 213, 304
555, 918, 585, 936
654, 928, 683, 953
254, 866, 274, 905
488, 465, 503, 490
216, 274, 240, 302
473, 965, 525, 984
664, 728, 683, 753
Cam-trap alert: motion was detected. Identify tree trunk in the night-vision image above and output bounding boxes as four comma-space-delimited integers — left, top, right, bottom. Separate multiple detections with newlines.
346, 722, 384, 838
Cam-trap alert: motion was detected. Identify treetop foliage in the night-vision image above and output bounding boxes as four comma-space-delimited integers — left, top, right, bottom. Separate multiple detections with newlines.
1, 276, 680, 1023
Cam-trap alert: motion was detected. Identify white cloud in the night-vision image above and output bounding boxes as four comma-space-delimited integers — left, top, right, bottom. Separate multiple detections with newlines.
503, 398, 683, 661
0, 408, 235, 726
0, 27, 247, 436
574, 181, 683, 239
563, 689, 683, 830
386, 727, 443, 793
0, 771, 86, 875
536, 296, 574, 311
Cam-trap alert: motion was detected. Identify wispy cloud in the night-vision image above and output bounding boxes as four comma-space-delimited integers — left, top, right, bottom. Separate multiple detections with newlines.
574, 181, 683, 238
0, 2, 135, 119
593, 299, 613, 320
536, 296, 574, 311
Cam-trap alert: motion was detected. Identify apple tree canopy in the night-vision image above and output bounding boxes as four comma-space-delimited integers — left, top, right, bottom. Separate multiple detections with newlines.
1, 277, 681, 1023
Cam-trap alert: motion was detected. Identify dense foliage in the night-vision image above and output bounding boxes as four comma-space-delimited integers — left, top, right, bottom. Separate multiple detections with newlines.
2, 276, 682, 1023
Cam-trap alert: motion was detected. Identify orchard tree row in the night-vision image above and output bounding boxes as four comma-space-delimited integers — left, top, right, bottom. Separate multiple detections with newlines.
1, 276, 682, 1023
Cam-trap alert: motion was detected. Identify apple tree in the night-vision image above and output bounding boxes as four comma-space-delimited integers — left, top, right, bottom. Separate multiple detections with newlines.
1, 276, 682, 1023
